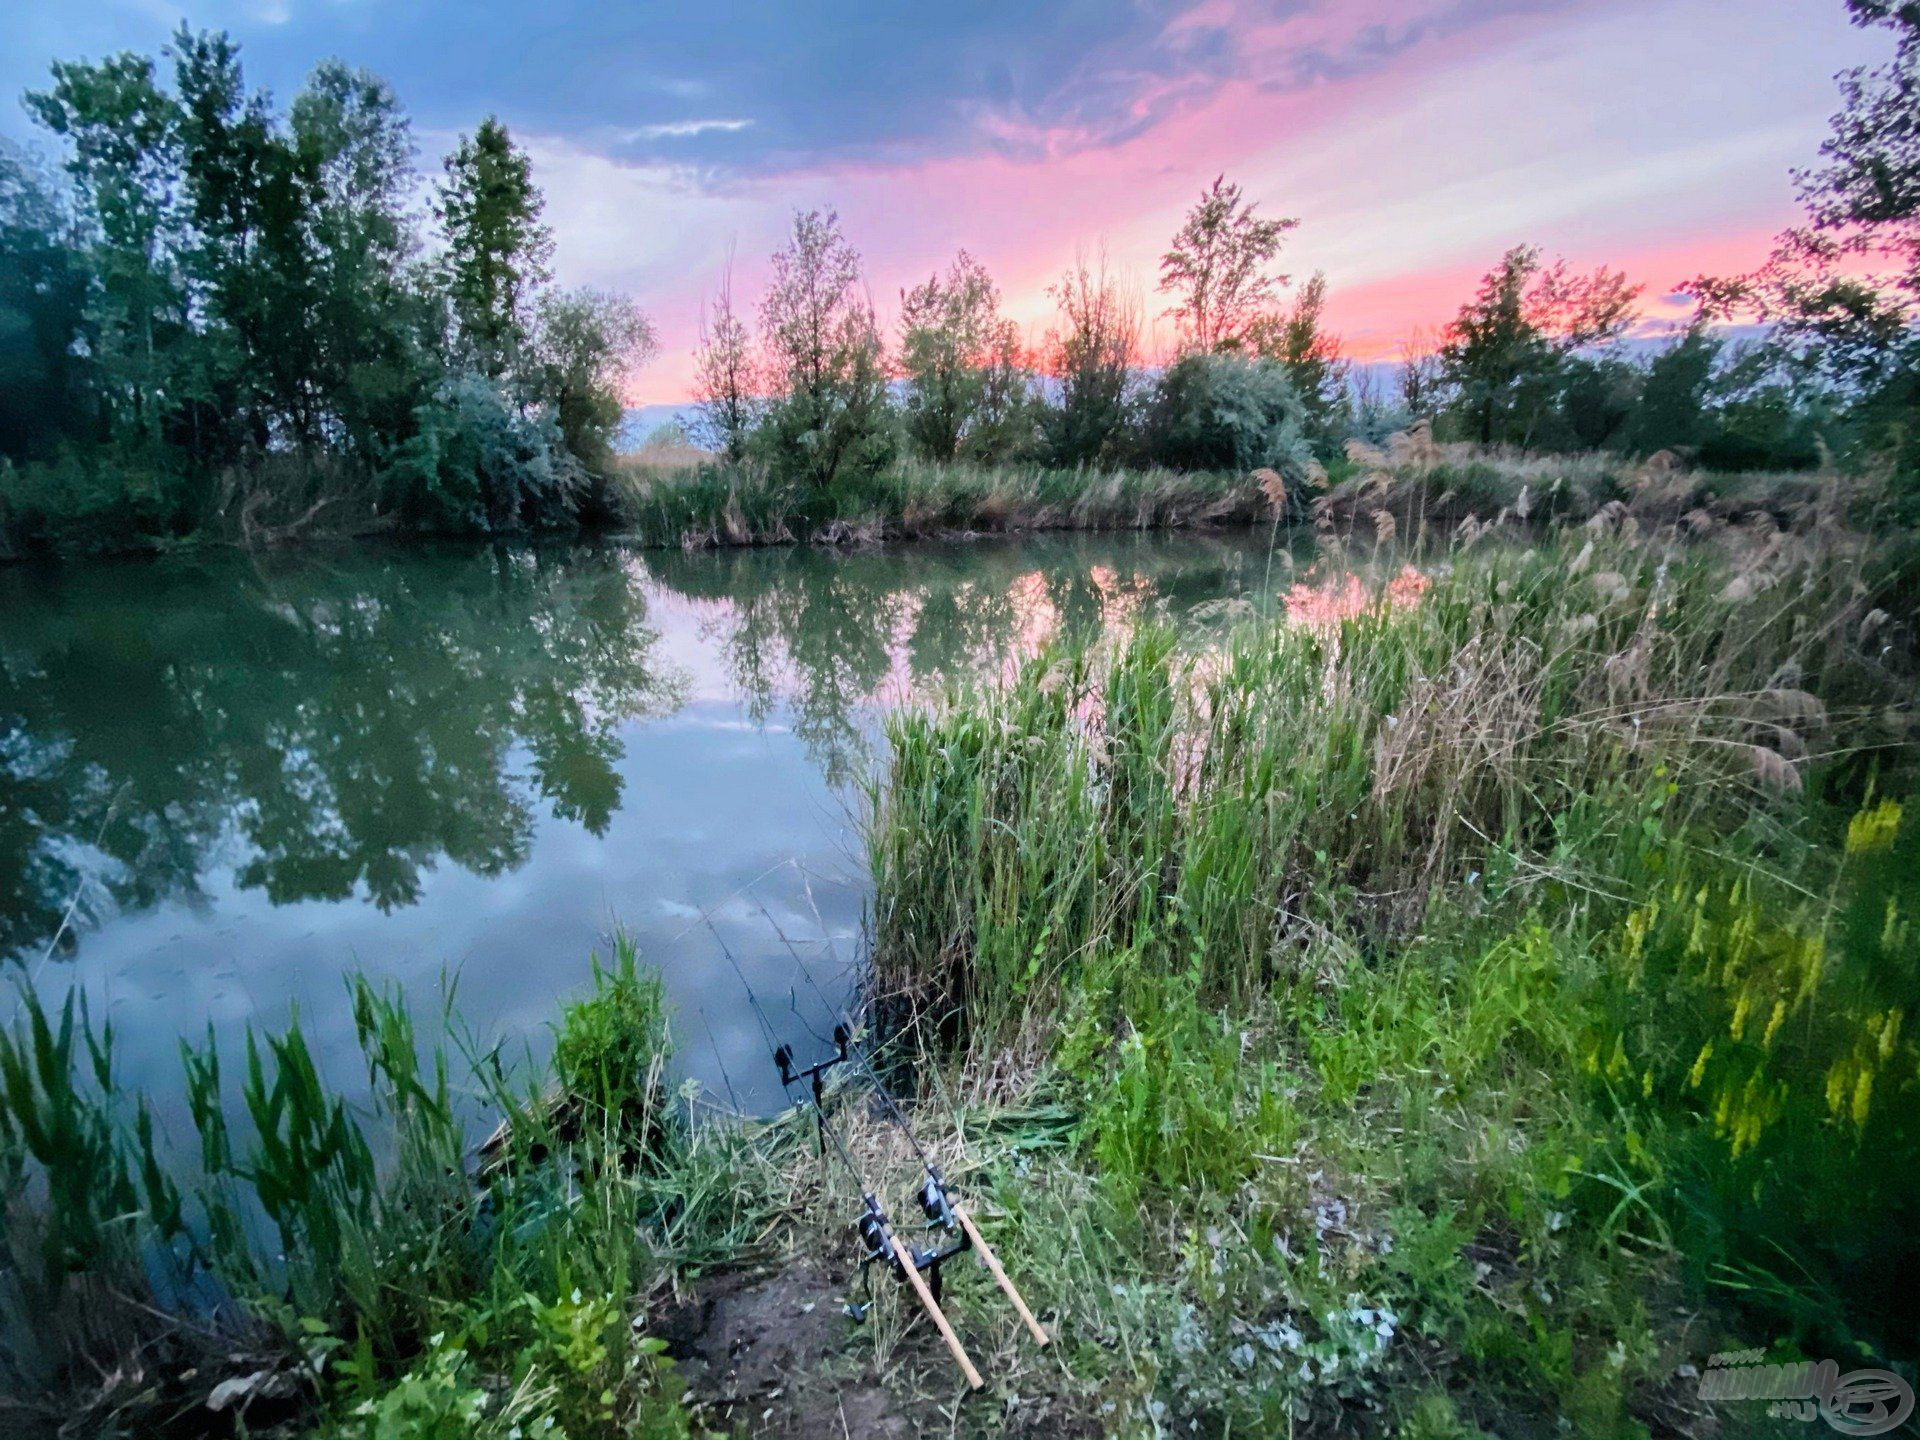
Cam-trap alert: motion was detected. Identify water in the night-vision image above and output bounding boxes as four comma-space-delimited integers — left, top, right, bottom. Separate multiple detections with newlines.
0, 530, 1293, 1118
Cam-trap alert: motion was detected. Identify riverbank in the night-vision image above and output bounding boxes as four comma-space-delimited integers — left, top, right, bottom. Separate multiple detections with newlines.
863, 500, 1919, 1435
609, 457, 1276, 550
1, 473, 1915, 1438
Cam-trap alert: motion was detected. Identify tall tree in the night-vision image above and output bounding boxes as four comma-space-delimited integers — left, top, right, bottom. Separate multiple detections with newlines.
172, 26, 324, 449
757, 208, 891, 487
528, 287, 656, 477
1158, 175, 1297, 353
1438, 245, 1640, 446
436, 117, 551, 382
290, 60, 429, 454
0, 146, 92, 460
1251, 271, 1347, 445
1044, 250, 1140, 467
897, 250, 1027, 462
25, 52, 185, 445
692, 258, 755, 462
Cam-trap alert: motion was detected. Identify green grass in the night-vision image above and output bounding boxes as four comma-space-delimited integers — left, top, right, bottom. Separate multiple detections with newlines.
0, 936, 782, 1438
865, 512, 1919, 1434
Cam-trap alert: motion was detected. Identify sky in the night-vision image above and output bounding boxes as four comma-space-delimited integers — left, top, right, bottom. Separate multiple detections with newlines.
2, 0, 1887, 406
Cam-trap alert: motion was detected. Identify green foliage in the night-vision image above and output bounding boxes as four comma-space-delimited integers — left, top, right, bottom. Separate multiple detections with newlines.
553, 936, 675, 1147
755, 209, 894, 489
9, 37, 643, 550
1158, 174, 1297, 353
1043, 254, 1142, 468
897, 249, 1039, 464
385, 372, 582, 532
0, 942, 763, 1435
1588, 797, 1920, 1354
0, 147, 92, 462
1141, 352, 1315, 481
435, 116, 551, 382
1436, 244, 1642, 447
1248, 271, 1349, 449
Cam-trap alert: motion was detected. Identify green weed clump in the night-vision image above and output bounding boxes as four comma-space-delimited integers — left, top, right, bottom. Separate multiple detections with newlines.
0, 940, 772, 1439
866, 516, 1916, 1434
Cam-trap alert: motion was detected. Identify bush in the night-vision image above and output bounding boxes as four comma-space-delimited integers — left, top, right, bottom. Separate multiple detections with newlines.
382, 373, 583, 533
1141, 353, 1314, 480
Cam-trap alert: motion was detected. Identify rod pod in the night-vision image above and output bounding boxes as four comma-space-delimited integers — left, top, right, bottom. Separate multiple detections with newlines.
774, 1037, 984, 1391
848, 1042, 1052, 1350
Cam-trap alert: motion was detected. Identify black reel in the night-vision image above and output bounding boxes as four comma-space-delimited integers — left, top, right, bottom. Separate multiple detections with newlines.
917, 1171, 956, 1228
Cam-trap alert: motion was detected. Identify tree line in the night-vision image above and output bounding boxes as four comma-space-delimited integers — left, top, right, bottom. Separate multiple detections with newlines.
0, 26, 648, 550
3, 0, 1915, 555
692, 0, 1915, 501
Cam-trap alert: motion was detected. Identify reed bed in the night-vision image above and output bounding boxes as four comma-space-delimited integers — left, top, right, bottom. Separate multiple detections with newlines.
609, 457, 1267, 550
865, 509, 1918, 1435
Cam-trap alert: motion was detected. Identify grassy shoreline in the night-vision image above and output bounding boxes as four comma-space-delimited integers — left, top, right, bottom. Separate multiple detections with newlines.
1, 451, 1916, 1437
864, 499, 1918, 1434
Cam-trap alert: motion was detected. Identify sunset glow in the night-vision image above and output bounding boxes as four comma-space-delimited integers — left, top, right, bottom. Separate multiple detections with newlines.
4, 0, 1879, 405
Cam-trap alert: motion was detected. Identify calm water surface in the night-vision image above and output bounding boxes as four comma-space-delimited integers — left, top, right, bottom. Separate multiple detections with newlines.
0, 531, 1294, 1117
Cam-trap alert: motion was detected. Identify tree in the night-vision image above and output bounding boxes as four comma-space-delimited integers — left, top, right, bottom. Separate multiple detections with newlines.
172, 26, 325, 450
897, 250, 1030, 462
528, 288, 656, 478
693, 258, 755, 462
1142, 353, 1314, 479
1438, 245, 1640, 446
756, 208, 891, 488
1043, 251, 1140, 467
436, 117, 551, 383
0, 146, 92, 460
1250, 271, 1347, 446
25, 51, 185, 446
1617, 324, 1721, 455
1689, 1, 1918, 487
1158, 175, 1297, 353
1398, 328, 1445, 421
290, 60, 431, 456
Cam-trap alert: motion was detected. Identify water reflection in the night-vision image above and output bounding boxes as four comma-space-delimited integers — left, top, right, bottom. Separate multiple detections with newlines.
0, 531, 1292, 1109
0, 546, 681, 959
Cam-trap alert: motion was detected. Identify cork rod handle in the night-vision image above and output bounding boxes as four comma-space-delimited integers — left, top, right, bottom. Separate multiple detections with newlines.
889, 1233, 985, 1390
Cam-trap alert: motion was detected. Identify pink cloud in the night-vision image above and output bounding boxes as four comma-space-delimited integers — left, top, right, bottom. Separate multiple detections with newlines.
582, 0, 1880, 405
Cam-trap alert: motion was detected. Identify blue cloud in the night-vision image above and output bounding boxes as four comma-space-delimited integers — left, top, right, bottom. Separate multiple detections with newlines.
0, 0, 1567, 175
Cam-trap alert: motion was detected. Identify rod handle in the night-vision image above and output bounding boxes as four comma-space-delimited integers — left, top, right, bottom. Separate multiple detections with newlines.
955, 1206, 1050, 1348
889, 1233, 984, 1390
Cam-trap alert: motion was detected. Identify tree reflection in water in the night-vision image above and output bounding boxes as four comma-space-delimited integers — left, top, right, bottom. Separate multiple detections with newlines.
0, 531, 1292, 965
0, 545, 683, 960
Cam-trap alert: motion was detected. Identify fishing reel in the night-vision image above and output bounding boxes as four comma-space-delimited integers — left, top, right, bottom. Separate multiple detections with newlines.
916, 1168, 957, 1229
846, 1192, 898, 1321
845, 1181, 973, 1319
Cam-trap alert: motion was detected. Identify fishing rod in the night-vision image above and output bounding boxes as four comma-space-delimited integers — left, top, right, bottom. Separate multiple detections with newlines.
746, 898, 1050, 1351
774, 1029, 984, 1392
707, 917, 982, 1390
838, 1034, 1051, 1350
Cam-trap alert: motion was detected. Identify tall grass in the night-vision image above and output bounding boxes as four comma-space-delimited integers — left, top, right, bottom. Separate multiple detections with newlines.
0, 937, 778, 1438
871, 521, 1901, 1039
865, 511, 1917, 1433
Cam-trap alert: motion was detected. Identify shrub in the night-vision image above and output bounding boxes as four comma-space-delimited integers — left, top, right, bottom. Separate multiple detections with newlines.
383, 373, 582, 533
1141, 353, 1314, 481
